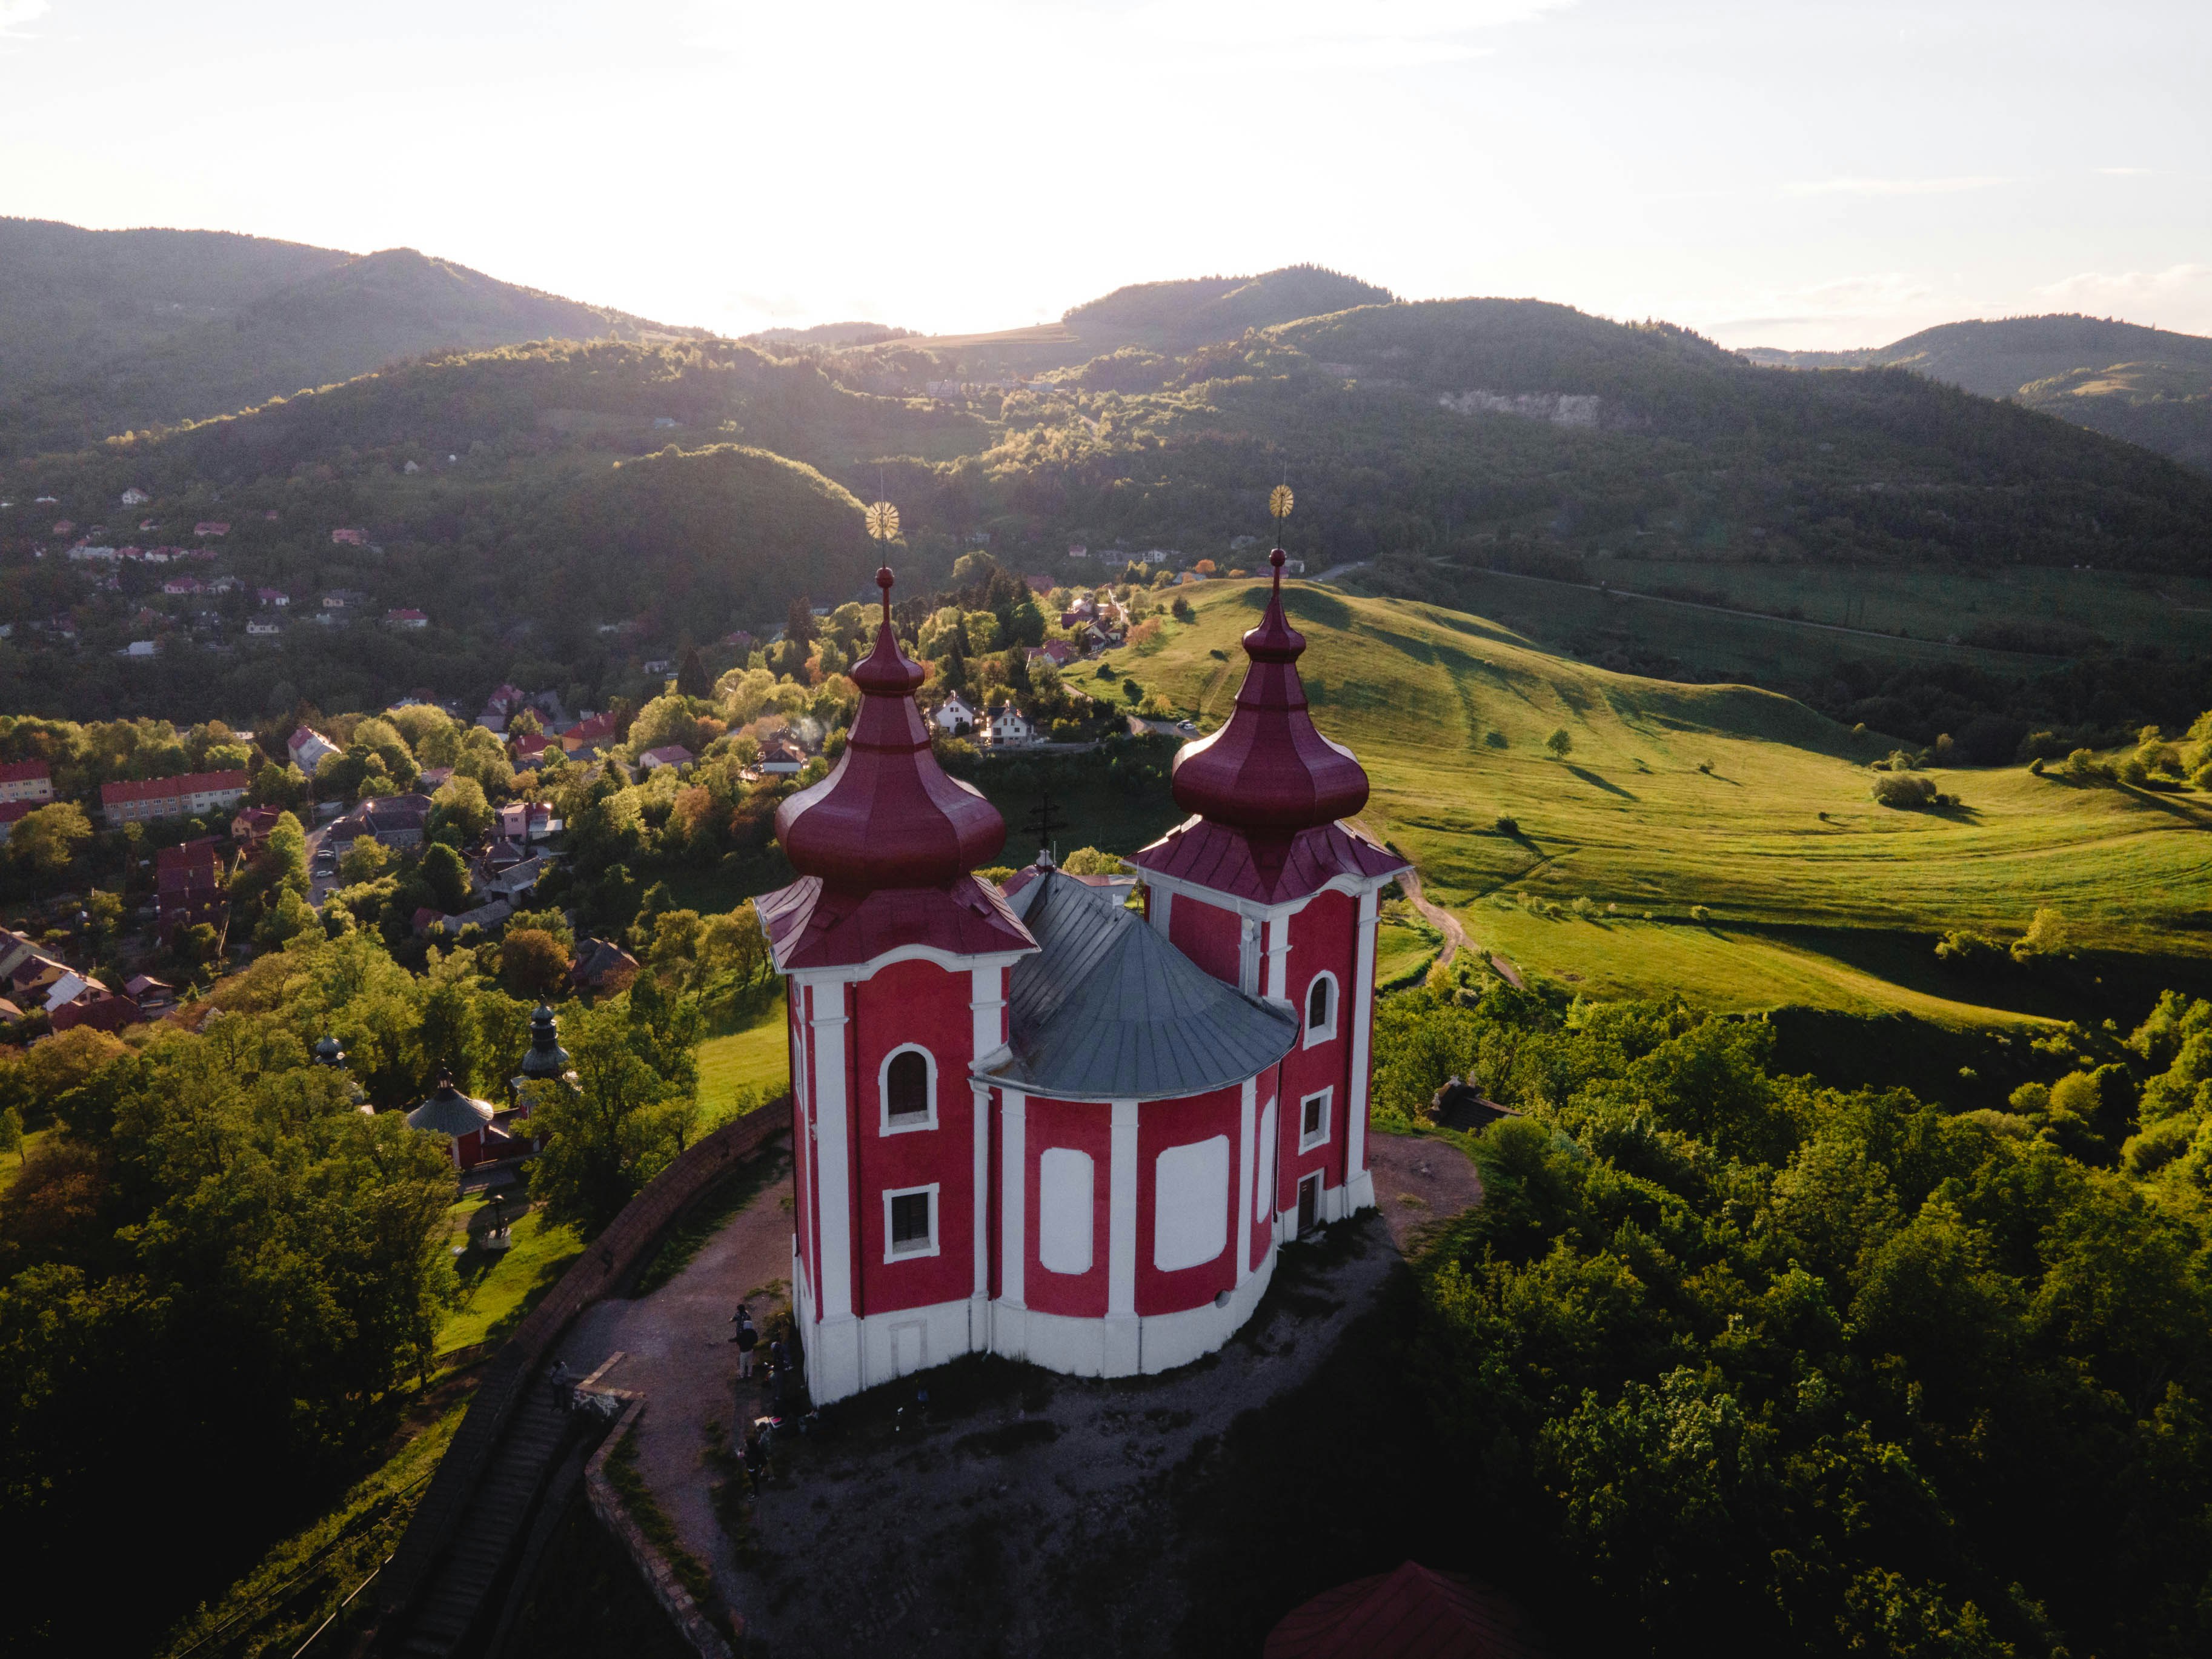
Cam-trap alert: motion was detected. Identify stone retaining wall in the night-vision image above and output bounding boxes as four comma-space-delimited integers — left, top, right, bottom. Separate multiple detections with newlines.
582, 1388, 739, 1659
374, 1101, 789, 1644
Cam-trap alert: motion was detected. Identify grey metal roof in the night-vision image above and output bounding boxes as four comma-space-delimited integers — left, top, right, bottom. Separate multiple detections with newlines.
406, 1078, 496, 1138
981, 869, 1296, 1101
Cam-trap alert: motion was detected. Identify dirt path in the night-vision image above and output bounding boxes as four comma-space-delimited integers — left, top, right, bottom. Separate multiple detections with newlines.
564, 1130, 1480, 1657
1395, 863, 1467, 969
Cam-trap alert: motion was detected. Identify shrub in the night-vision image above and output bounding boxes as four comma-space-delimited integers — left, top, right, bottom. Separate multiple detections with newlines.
1571, 896, 1598, 919
1493, 814, 1520, 835
1870, 772, 1939, 809
1484, 730, 1509, 748
1689, 905, 1711, 923
2011, 906, 2073, 962
2117, 756, 2151, 788
1696, 759, 1715, 775
1545, 728, 1573, 760
2062, 748, 2109, 782
1934, 929, 2008, 972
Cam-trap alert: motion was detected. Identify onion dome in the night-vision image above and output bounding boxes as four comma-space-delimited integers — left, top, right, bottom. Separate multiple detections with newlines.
406, 1071, 496, 1139
774, 567, 1007, 889
1168, 550, 1369, 834
311, 1033, 346, 1067
518, 1003, 570, 1081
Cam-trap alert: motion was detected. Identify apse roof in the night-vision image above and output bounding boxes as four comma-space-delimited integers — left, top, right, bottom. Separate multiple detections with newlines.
406, 1076, 497, 1138
979, 868, 1295, 1101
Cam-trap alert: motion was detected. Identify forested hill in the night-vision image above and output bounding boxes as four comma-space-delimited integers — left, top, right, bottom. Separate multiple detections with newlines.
0, 219, 697, 456
9, 290, 2212, 720
1060, 265, 1396, 350
1741, 314, 2212, 474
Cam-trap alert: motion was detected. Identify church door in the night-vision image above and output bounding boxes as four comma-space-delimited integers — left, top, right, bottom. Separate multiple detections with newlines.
1297, 1172, 1321, 1235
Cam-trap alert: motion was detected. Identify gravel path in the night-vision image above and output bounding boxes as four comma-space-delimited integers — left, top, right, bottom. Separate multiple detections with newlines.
564, 1129, 1480, 1656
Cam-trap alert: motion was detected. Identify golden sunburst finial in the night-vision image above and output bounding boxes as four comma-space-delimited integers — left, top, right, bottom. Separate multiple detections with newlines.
865, 500, 900, 541
1269, 484, 1294, 525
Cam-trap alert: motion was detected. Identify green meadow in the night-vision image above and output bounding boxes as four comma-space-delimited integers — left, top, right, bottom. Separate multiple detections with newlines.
1102, 578, 2212, 1026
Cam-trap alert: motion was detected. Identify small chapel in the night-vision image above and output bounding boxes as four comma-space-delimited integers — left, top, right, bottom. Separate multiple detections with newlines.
756, 549, 1406, 1403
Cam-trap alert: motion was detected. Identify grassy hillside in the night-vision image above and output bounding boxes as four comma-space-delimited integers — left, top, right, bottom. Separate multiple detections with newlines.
1104, 578, 2212, 1023
1741, 314, 2212, 475
0, 228, 696, 455
1061, 264, 1394, 351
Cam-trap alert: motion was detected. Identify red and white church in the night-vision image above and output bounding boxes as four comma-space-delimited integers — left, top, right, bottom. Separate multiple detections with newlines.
756, 550, 1407, 1403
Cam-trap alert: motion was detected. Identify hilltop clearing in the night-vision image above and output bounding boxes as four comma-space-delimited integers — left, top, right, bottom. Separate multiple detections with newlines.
1103, 579, 2212, 1028
1742, 313, 2212, 474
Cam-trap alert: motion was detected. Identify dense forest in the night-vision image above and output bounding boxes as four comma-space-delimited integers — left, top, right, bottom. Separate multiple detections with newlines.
1341, 971, 2212, 1658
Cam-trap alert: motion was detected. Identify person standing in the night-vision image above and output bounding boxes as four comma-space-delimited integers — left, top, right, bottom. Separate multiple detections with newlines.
733, 1306, 758, 1378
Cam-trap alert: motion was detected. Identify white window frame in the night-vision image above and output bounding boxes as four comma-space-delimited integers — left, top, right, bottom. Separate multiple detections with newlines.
883, 1182, 940, 1262
1302, 971, 1340, 1048
1298, 1087, 1332, 1153
878, 1042, 938, 1134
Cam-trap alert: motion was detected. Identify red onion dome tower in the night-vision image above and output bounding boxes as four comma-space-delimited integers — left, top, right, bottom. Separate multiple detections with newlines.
758, 567, 1034, 971
1129, 550, 1406, 903
1129, 547, 1409, 1243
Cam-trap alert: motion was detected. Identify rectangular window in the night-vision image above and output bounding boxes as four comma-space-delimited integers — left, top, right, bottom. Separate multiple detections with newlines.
884, 1183, 939, 1262
1300, 1088, 1331, 1152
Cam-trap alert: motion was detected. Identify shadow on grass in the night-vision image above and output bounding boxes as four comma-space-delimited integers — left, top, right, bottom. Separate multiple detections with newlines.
1564, 763, 1636, 800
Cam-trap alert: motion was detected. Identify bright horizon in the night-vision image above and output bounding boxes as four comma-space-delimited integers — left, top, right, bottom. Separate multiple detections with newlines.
3, 0, 2207, 350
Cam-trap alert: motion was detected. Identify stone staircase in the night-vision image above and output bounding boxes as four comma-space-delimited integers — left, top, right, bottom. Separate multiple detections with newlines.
395, 1384, 576, 1657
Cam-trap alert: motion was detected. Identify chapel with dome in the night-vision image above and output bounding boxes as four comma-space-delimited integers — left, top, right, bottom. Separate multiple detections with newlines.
757, 550, 1407, 1402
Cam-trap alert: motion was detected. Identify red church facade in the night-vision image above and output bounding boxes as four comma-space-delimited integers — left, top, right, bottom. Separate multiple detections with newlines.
759, 553, 1405, 1403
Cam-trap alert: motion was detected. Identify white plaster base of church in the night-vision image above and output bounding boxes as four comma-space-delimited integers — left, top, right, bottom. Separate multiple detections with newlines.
792, 1175, 1367, 1406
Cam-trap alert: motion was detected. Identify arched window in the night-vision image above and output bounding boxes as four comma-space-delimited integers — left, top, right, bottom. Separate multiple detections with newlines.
1303, 972, 1338, 1046
881, 1045, 936, 1132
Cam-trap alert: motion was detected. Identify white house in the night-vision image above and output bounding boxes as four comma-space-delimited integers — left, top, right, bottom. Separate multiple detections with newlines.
983, 702, 1035, 748
121, 488, 151, 507
288, 726, 341, 774
931, 692, 977, 734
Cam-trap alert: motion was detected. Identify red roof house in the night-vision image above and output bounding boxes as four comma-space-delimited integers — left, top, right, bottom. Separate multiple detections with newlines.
1264, 1564, 1545, 1659
193, 521, 230, 537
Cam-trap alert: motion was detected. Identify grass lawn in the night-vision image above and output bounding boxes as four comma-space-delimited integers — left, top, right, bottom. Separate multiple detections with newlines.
1104, 579, 2212, 1025
697, 986, 789, 1129
1373, 912, 1442, 989
1, 1125, 49, 1194
436, 1195, 583, 1360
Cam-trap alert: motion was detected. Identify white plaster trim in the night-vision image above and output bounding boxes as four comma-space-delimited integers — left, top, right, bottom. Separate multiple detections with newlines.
1298, 1086, 1333, 1153
1108, 1099, 1138, 1316
1149, 885, 1174, 937
1000, 1091, 1026, 1309
845, 943, 1035, 981
882, 1182, 941, 1263
1301, 969, 1340, 1048
1236, 1079, 1256, 1288
809, 992, 854, 1321
1135, 862, 1403, 926
877, 1042, 939, 1134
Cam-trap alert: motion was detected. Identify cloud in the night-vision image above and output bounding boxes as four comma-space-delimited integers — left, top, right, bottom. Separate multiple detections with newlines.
1787, 175, 2009, 197
0, 0, 48, 36
2034, 264, 2212, 322
2096, 167, 2151, 176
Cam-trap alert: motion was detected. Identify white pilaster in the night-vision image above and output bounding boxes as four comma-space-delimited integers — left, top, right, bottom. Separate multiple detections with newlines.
1264, 915, 1290, 1005
1235, 1078, 1255, 1288
1105, 1097, 1140, 1374
1149, 885, 1174, 937
805, 978, 861, 1397
1000, 1091, 1026, 1311
1346, 885, 1379, 1213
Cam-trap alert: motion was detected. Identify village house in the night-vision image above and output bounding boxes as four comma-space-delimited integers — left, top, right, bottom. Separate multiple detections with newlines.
495, 801, 559, 842
510, 731, 553, 768
1028, 640, 1076, 668
122, 641, 157, 658
385, 608, 429, 628
246, 619, 282, 637
637, 744, 693, 773
163, 575, 204, 596
193, 521, 229, 537
931, 691, 977, 734
48, 975, 142, 1036
327, 793, 432, 851
331, 528, 366, 546
757, 737, 806, 776
983, 701, 1036, 747
0, 760, 54, 805
154, 839, 228, 937
120, 487, 151, 506
562, 711, 620, 753
1025, 574, 1055, 596
288, 726, 340, 774
231, 805, 285, 851
99, 769, 250, 828
256, 587, 290, 607
1068, 542, 1088, 558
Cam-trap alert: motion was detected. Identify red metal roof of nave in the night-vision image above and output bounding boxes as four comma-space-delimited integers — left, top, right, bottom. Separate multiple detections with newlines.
1164, 550, 1371, 837
773, 567, 1008, 893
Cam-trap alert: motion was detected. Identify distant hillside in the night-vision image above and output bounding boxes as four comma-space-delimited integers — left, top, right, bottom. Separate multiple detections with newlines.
1062, 265, 1395, 350
1741, 314, 2212, 474
0, 220, 699, 454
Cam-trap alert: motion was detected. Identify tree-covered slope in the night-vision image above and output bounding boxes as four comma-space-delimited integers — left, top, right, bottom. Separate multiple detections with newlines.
0, 228, 696, 455
1741, 314, 2212, 475
1060, 264, 1395, 351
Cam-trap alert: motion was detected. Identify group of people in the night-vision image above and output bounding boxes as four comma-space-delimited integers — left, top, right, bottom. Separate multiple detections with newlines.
731, 1302, 796, 1494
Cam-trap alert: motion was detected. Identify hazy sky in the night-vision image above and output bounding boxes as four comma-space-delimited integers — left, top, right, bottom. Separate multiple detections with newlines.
3, 0, 2206, 348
